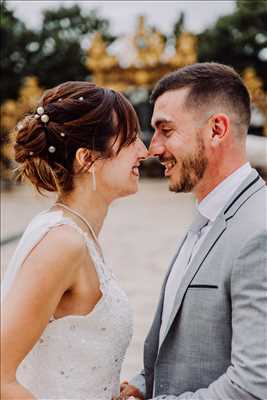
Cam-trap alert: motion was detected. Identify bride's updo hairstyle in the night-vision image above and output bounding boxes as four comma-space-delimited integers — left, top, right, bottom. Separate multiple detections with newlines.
14, 81, 140, 194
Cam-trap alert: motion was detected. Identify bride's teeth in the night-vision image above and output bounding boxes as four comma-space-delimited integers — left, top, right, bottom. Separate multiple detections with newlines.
132, 166, 139, 175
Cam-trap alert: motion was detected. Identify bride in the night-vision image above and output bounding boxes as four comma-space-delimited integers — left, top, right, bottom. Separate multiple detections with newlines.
1, 81, 147, 399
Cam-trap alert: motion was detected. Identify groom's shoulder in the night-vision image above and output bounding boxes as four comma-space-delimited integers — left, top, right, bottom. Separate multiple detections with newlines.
236, 183, 266, 221
227, 184, 266, 238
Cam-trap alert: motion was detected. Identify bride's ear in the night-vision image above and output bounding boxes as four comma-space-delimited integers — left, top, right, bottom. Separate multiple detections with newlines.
74, 148, 94, 173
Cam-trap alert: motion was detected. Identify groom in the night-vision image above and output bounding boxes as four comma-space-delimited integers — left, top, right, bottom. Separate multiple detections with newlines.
118, 63, 267, 400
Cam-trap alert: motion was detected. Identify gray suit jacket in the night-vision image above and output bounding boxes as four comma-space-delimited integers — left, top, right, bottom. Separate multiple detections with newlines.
131, 170, 267, 400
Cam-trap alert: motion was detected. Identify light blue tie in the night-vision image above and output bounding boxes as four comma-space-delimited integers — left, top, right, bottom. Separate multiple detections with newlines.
183, 210, 209, 265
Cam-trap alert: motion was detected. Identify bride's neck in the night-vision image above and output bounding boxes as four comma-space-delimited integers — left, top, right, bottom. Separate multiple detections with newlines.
56, 189, 108, 237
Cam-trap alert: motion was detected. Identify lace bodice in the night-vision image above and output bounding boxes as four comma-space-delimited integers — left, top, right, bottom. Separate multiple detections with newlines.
2, 211, 133, 399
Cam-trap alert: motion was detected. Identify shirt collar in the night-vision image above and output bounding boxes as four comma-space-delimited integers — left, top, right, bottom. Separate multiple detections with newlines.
197, 162, 252, 222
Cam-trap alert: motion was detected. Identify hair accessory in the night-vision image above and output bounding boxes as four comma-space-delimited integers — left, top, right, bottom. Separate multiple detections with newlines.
35, 106, 49, 123
29, 151, 34, 156
60, 132, 65, 137
41, 114, 49, 123
58, 98, 62, 102
78, 96, 84, 101
37, 106, 45, 115
48, 145, 56, 154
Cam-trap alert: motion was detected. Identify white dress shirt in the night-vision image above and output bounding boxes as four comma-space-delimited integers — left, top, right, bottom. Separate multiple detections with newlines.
194, 162, 252, 256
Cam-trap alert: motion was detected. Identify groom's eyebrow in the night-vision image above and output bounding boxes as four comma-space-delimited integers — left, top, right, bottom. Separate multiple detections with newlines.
151, 117, 172, 129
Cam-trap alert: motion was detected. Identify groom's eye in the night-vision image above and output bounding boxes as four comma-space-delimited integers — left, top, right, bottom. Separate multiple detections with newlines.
161, 128, 172, 137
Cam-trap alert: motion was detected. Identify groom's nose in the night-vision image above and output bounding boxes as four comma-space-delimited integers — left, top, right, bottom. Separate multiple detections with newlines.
149, 134, 165, 157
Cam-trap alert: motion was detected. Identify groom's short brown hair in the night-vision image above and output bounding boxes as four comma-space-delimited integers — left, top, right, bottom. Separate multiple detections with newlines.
151, 62, 251, 131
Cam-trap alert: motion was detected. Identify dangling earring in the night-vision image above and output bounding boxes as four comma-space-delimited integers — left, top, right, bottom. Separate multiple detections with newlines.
91, 164, 96, 192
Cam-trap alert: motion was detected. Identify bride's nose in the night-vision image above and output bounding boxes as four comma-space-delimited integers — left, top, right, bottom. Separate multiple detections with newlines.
137, 138, 149, 159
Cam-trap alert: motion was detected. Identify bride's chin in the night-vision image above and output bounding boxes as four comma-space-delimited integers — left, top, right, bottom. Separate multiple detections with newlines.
127, 185, 139, 196
113, 185, 138, 200
126, 182, 139, 196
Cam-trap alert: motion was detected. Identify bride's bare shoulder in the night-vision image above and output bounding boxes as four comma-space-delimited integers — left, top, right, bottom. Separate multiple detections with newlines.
45, 223, 86, 250
21, 223, 87, 283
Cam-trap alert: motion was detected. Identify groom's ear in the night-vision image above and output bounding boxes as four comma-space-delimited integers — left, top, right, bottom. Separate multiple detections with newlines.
209, 114, 229, 146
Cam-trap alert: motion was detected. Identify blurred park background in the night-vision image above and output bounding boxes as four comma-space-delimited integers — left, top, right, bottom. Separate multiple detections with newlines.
1, 0, 267, 378
1, 0, 267, 186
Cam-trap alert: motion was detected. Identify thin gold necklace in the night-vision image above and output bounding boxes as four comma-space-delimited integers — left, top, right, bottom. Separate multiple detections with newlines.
55, 202, 104, 260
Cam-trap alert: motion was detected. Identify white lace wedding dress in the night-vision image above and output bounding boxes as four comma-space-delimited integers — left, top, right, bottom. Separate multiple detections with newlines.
1, 210, 133, 400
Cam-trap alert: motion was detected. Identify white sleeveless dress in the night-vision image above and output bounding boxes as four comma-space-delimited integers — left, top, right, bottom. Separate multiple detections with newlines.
1, 210, 133, 400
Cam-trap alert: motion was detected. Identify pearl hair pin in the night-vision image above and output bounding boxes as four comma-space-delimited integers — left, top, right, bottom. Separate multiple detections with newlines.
78, 96, 84, 101
35, 106, 49, 123
48, 146, 56, 153
60, 132, 65, 137
41, 114, 49, 123
37, 106, 44, 115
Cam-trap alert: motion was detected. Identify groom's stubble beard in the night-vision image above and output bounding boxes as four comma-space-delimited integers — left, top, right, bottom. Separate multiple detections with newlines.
169, 133, 208, 193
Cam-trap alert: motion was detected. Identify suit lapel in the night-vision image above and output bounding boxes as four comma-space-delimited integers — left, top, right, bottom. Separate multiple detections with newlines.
159, 215, 226, 348
158, 169, 264, 351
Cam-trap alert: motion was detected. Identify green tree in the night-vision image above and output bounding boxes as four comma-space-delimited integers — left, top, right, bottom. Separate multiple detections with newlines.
0, 0, 38, 104
0, 1, 38, 186
0, 2, 115, 186
0, 2, 116, 103
26, 5, 115, 89
173, 12, 185, 38
197, 0, 267, 87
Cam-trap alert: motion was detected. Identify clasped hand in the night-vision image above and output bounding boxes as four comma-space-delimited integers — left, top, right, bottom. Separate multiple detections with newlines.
112, 380, 144, 400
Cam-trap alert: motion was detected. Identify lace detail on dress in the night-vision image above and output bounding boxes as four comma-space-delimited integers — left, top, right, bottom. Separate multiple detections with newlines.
2, 210, 134, 399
